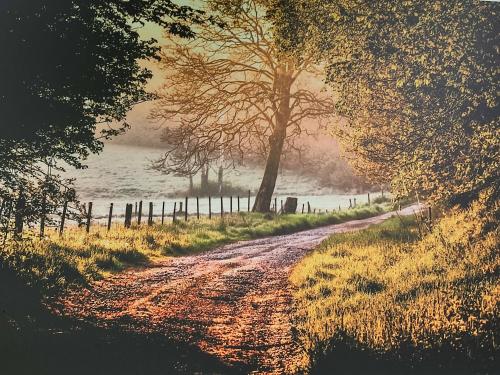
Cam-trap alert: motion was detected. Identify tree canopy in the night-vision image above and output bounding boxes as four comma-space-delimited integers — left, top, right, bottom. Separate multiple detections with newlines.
272, 0, 499, 206
0, 0, 202, 230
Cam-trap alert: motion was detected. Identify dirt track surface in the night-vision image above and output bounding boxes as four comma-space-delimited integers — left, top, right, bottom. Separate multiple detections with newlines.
56, 206, 420, 374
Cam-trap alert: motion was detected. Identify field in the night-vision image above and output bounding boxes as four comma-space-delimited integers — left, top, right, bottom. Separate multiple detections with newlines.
290, 202, 499, 374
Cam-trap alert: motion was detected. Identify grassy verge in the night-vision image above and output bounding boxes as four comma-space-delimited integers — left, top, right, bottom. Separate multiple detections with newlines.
290, 202, 499, 374
0, 204, 387, 293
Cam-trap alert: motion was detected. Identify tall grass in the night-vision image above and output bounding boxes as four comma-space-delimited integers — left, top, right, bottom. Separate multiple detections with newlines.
0, 205, 386, 292
290, 200, 499, 373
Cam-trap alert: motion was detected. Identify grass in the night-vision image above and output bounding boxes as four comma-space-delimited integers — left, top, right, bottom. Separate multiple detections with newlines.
0, 204, 387, 293
290, 200, 499, 374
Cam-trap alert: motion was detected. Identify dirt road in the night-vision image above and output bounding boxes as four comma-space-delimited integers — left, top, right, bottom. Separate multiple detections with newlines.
56, 206, 420, 374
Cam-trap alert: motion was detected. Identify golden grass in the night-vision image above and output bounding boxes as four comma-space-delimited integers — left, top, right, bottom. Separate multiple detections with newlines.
290, 200, 499, 373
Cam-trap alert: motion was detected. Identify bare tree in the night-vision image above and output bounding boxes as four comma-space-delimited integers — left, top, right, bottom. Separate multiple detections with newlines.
150, 0, 335, 212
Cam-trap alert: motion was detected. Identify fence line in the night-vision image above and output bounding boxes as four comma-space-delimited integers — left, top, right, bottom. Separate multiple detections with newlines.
2, 191, 388, 237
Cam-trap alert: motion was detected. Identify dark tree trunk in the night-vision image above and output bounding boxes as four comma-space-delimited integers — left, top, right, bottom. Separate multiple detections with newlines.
253, 68, 292, 212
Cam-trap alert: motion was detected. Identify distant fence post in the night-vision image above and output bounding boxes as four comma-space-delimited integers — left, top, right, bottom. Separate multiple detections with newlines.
134, 202, 138, 217
208, 196, 212, 219
161, 201, 165, 225
124, 203, 132, 228
14, 190, 26, 237
86, 202, 93, 233
196, 197, 200, 219
107, 203, 113, 231
381, 189, 384, 198
148, 202, 153, 226
179, 201, 183, 214
349, 199, 352, 209
339, 205, 341, 211
367, 193, 370, 206
220, 196, 224, 218
59, 200, 68, 235
230, 196, 233, 214
353, 198, 357, 207
0, 199, 4, 221
274, 197, 277, 214
138, 200, 143, 225
280, 199, 283, 213
40, 194, 46, 238
237, 196, 240, 212
247, 190, 250, 212
173, 202, 177, 222
307, 202, 311, 214
302, 203, 304, 214
184, 197, 188, 221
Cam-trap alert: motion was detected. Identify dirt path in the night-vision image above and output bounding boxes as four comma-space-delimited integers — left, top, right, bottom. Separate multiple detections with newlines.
55, 206, 420, 374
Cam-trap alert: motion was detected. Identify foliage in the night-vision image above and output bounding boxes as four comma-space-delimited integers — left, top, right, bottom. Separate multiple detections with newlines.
0, 205, 386, 291
291, 201, 499, 373
0, 0, 203, 231
271, 0, 499, 207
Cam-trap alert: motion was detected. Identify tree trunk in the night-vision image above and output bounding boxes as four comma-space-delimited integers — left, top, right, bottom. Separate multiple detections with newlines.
253, 68, 292, 212
200, 165, 209, 193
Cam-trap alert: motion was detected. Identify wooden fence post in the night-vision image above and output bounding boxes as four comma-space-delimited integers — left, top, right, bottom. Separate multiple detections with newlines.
107, 203, 114, 231
280, 199, 283, 213
339, 205, 341, 211
2, 200, 12, 243
368, 193, 370, 206
124, 204, 132, 228
230, 196, 233, 214
0, 199, 4, 221
307, 202, 311, 214
237, 196, 240, 212
161, 201, 165, 225
354, 198, 357, 207
274, 197, 277, 214
220, 196, 224, 218
302, 203, 304, 214
196, 197, 200, 219
138, 200, 143, 225
148, 202, 153, 226
14, 191, 26, 237
179, 201, 183, 214
40, 195, 46, 238
59, 200, 68, 235
134, 202, 137, 217
209, 196, 212, 219
86, 202, 92, 233
247, 190, 250, 212
349, 199, 352, 208
173, 202, 177, 222
184, 197, 188, 221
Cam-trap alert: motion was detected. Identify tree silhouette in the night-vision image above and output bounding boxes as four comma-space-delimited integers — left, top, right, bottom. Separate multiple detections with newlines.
150, 0, 335, 212
0, 0, 202, 230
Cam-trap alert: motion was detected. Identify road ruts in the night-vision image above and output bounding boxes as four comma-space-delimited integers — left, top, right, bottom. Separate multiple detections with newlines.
55, 205, 421, 374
